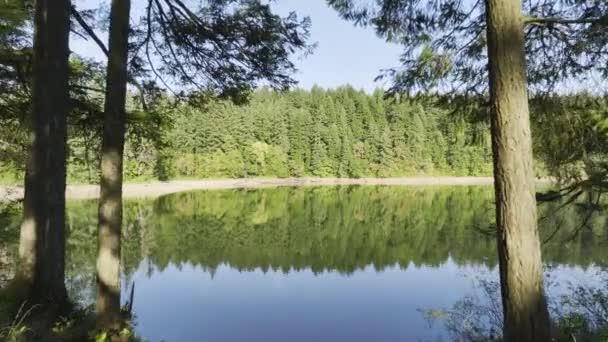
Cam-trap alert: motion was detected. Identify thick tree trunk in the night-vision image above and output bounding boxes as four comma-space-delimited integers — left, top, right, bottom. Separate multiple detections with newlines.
18, 0, 71, 306
96, 0, 131, 330
18, 157, 36, 284
485, 0, 552, 340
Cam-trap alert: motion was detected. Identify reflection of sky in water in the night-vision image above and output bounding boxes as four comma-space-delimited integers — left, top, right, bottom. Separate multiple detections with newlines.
57, 187, 608, 341
118, 258, 604, 342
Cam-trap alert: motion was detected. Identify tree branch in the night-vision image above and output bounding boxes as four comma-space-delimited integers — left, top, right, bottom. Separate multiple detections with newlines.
71, 5, 148, 111
72, 84, 104, 93
71, 5, 109, 56
524, 16, 606, 26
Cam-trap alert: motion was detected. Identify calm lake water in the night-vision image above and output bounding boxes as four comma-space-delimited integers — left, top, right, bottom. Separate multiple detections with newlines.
38, 186, 608, 340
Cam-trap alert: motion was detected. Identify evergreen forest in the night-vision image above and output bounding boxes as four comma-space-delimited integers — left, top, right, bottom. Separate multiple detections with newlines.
4, 86, 607, 184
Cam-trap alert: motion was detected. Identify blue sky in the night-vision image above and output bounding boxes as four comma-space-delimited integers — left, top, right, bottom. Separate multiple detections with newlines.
271, 0, 403, 92
71, 0, 403, 93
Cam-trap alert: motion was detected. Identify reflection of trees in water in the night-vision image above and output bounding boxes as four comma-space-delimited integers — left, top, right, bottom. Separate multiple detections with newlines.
143, 186, 498, 273
58, 186, 608, 283
1, 185, 606, 334
62, 200, 156, 307
0, 185, 602, 294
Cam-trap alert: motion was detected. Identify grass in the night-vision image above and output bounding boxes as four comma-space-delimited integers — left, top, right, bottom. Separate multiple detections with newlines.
0, 301, 39, 342
0, 283, 141, 341
0, 277, 29, 322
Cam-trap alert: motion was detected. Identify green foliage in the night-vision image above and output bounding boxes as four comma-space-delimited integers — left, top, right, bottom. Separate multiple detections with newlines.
0, 301, 38, 342
3, 86, 498, 183
328, 0, 608, 96
426, 274, 608, 342
0, 298, 140, 342
531, 95, 608, 182
3, 86, 608, 183
129, 0, 313, 101
162, 87, 494, 179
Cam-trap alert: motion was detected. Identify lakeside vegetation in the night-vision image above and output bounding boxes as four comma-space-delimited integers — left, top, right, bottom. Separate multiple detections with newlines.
4, 87, 608, 185
4, 86, 495, 184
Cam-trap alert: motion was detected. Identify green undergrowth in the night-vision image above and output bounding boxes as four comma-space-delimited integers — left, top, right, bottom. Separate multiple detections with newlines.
0, 281, 140, 342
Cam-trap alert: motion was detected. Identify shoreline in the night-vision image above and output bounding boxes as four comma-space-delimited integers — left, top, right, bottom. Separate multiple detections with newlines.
0, 177, 551, 201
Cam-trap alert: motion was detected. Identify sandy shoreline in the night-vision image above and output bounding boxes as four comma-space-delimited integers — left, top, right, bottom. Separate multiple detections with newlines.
0, 176, 546, 202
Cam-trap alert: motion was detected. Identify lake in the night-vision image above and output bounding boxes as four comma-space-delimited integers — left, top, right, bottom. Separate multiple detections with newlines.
14, 186, 608, 341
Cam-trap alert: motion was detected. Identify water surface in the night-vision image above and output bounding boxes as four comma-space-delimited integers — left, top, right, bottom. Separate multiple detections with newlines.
57, 186, 608, 341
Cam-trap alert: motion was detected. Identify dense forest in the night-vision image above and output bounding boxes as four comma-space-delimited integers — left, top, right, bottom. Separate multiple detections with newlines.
3, 86, 495, 183
4, 86, 607, 184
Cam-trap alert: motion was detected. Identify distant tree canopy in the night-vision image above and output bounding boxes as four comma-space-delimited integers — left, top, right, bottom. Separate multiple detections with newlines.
0, 0, 31, 167
531, 95, 608, 182
2, 86, 608, 184
1, 0, 607, 188
161, 87, 496, 179
2, 0, 606, 187
0, 86, 499, 182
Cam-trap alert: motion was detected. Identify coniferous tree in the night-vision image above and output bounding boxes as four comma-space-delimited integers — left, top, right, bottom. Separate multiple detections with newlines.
24, 0, 71, 308
97, 0, 131, 330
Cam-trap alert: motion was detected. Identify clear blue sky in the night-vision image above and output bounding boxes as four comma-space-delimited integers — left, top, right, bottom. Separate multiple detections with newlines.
72, 0, 403, 93
271, 0, 403, 92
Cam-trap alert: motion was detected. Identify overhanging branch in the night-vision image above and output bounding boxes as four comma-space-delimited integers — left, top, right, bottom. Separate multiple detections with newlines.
71, 5, 148, 111
71, 5, 109, 56
524, 16, 607, 26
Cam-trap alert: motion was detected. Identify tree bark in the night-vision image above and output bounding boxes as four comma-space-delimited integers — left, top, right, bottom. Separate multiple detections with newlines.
17, 0, 71, 307
96, 0, 132, 330
18, 156, 36, 285
485, 0, 552, 340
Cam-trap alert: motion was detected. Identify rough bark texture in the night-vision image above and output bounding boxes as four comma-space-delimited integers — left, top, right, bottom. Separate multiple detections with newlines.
485, 0, 552, 340
97, 0, 131, 330
18, 157, 36, 284
18, 0, 71, 306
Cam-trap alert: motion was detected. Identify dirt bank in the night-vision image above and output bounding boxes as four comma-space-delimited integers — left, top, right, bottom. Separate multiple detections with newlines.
0, 176, 546, 202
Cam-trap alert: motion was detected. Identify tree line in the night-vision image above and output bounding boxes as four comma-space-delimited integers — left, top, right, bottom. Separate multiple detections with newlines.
5, 87, 606, 184
163, 88, 494, 179
0, 87, 494, 182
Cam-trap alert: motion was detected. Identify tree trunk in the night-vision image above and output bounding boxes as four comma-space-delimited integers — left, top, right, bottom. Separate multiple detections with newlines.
96, 0, 132, 330
17, 0, 71, 307
18, 157, 36, 284
485, 0, 552, 340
